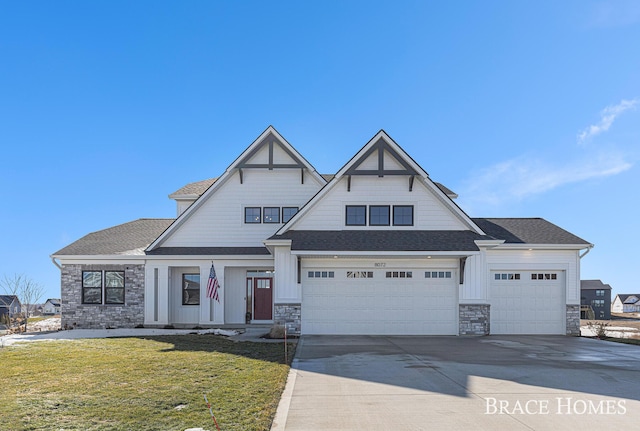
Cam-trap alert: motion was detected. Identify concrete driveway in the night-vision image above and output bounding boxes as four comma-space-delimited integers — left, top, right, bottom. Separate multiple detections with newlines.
271, 335, 640, 430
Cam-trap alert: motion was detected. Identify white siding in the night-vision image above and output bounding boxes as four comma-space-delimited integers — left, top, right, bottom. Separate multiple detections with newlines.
224, 268, 247, 324
274, 245, 300, 303
163, 169, 323, 247
294, 175, 467, 231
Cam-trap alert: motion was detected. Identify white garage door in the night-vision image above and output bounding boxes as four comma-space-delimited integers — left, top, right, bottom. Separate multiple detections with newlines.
302, 268, 458, 335
490, 271, 565, 335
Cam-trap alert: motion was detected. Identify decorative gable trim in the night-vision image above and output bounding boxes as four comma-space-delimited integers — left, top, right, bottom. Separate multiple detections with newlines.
236, 131, 309, 184
147, 126, 325, 251
277, 130, 486, 236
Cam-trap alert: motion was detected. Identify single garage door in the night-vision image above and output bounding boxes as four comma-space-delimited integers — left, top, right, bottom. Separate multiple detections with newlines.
490, 271, 565, 335
302, 268, 458, 335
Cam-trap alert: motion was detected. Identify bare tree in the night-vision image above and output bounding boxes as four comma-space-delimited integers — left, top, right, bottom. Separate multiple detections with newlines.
1, 274, 45, 332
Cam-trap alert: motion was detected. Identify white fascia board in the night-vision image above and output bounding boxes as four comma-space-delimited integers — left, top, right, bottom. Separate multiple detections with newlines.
290, 250, 480, 257
474, 239, 506, 249
263, 238, 292, 254
55, 254, 275, 264
493, 243, 594, 250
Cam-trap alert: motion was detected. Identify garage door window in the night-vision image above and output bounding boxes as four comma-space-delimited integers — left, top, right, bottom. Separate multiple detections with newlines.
386, 271, 413, 278
425, 271, 452, 278
347, 271, 373, 278
307, 271, 334, 278
531, 273, 557, 280
494, 273, 520, 280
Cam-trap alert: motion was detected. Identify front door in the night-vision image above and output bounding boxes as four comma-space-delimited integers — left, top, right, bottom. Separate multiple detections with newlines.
253, 278, 273, 320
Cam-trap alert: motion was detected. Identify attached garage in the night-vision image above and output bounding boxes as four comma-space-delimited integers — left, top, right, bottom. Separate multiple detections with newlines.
301, 264, 458, 335
490, 271, 566, 335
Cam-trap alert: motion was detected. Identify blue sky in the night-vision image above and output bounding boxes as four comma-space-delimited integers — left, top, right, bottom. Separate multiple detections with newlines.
1, 1, 639, 302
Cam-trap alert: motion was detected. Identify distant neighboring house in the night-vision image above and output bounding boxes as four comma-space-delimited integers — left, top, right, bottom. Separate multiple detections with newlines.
580, 280, 612, 320
42, 298, 61, 315
0, 295, 22, 320
612, 294, 640, 314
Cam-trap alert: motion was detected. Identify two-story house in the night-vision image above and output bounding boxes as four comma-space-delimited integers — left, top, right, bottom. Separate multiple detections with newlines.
580, 280, 612, 319
51, 127, 592, 335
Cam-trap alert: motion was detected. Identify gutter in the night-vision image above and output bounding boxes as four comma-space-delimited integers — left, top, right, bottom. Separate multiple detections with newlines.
51, 256, 62, 270
579, 244, 594, 259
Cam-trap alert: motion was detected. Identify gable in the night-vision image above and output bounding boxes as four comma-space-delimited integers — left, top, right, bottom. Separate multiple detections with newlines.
280, 130, 483, 234
148, 126, 326, 250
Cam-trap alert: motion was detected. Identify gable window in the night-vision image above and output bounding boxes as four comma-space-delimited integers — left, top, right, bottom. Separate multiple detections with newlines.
245, 207, 261, 223
82, 271, 102, 304
393, 205, 414, 226
369, 205, 390, 226
282, 207, 299, 223
346, 205, 366, 226
105, 271, 125, 304
263, 207, 280, 223
182, 274, 200, 305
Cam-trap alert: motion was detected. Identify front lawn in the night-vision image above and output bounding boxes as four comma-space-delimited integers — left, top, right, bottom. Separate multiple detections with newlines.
0, 335, 293, 431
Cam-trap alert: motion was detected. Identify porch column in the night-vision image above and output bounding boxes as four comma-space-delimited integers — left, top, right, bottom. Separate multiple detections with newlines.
145, 265, 169, 325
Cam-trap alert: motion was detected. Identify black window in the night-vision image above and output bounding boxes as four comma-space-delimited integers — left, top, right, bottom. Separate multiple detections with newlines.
393, 205, 414, 226
82, 271, 102, 304
263, 207, 280, 223
369, 205, 390, 226
282, 207, 298, 223
346, 205, 366, 226
182, 274, 200, 305
105, 271, 125, 304
245, 207, 261, 223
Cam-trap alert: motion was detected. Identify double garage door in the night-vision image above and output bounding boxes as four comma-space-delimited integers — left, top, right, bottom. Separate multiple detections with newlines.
302, 266, 458, 335
490, 270, 566, 335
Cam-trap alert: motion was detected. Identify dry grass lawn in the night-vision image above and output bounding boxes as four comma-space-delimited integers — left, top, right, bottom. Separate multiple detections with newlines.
0, 335, 293, 431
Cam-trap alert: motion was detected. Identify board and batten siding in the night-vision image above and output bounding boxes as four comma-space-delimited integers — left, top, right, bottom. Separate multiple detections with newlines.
162, 169, 324, 247
273, 245, 300, 303
293, 175, 467, 231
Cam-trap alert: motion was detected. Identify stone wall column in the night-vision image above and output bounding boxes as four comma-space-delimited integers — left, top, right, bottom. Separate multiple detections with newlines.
459, 304, 490, 335
566, 304, 580, 336
274, 304, 301, 335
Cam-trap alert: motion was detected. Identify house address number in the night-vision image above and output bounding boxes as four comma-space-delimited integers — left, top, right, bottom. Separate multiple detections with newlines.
374, 262, 386, 267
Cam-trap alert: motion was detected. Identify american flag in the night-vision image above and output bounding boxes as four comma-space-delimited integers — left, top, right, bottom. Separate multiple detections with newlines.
206, 264, 220, 302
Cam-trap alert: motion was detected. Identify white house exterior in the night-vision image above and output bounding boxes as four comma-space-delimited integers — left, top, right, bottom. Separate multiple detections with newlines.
52, 127, 592, 335
611, 294, 640, 313
43, 299, 61, 315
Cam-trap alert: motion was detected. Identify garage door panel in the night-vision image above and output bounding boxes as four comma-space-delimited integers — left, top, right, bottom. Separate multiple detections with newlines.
490, 271, 565, 335
302, 267, 457, 335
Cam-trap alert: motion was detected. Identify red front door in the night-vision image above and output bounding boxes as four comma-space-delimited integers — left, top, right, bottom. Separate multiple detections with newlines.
253, 278, 273, 320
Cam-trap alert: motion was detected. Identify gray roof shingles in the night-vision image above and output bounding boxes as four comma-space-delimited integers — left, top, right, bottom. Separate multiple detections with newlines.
581, 280, 612, 290
472, 218, 590, 245
52, 219, 174, 256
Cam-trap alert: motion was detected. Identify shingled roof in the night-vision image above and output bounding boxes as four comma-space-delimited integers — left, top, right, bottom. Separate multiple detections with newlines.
52, 219, 174, 256
472, 218, 590, 245
270, 218, 590, 252
581, 280, 612, 290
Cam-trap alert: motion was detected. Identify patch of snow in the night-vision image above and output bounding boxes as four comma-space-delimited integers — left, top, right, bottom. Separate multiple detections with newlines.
0, 327, 240, 347
580, 325, 639, 338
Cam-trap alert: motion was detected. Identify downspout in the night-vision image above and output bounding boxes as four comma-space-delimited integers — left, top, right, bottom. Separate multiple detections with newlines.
51, 256, 62, 270
579, 244, 594, 259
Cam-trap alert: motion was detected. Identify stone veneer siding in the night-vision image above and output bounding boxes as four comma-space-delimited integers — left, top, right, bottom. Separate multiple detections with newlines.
274, 304, 301, 336
459, 304, 490, 335
61, 264, 145, 329
566, 304, 580, 336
